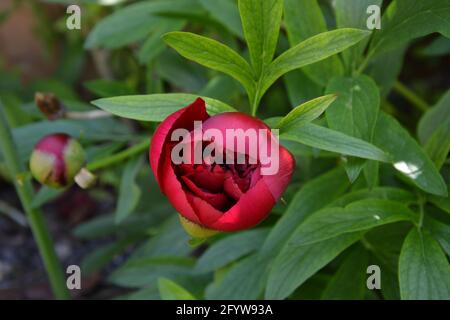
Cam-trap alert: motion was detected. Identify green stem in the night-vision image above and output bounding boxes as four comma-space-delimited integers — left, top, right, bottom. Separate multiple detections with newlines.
393, 81, 429, 112
87, 139, 149, 171
0, 108, 70, 299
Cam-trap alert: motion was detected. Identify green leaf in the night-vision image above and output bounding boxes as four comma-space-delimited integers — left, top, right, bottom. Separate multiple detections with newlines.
81, 237, 136, 274
418, 90, 450, 169
283, 70, 323, 106
321, 245, 370, 299
266, 232, 363, 299
158, 278, 196, 300
276, 94, 337, 130
196, 228, 269, 273
157, 51, 208, 92
284, 0, 343, 85
92, 93, 236, 122
421, 36, 450, 57
326, 75, 380, 181
423, 216, 450, 256
281, 123, 390, 162
291, 199, 415, 246
115, 156, 144, 224
373, 112, 447, 196
261, 167, 350, 258
418, 90, 450, 144
261, 28, 370, 99
429, 191, 450, 214
238, 0, 283, 76
199, 0, 243, 38
162, 32, 255, 97
333, 0, 382, 71
85, 0, 202, 49
137, 19, 186, 65
84, 79, 136, 98
371, 0, 450, 55
399, 228, 450, 300
109, 256, 195, 288
330, 187, 416, 207
205, 253, 267, 299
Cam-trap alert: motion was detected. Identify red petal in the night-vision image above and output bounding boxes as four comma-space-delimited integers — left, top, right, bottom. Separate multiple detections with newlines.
160, 151, 201, 225
180, 176, 230, 210
261, 146, 295, 200
149, 98, 209, 186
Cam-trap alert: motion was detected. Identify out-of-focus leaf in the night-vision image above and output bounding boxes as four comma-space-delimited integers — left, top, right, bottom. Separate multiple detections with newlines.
326, 75, 380, 182
162, 32, 255, 97
284, 0, 343, 85
418, 90, 450, 169
85, 0, 201, 49
158, 278, 196, 300
424, 216, 450, 256
281, 123, 390, 162
238, 0, 283, 76
84, 79, 136, 98
333, 0, 382, 71
260, 29, 370, 101
205, 253, 267, 300
138, 20, 186, 65
330, 187, 415, 207
81, 237, 137, 274
199, 76, 242, 106
367, 46, 407, 97
109, 256, 195, 288
371, 0, 450, 55
399, 228, 450, 300
321, 245, 370, 299
12, 118, 133, 162
156, 51, 208, 92
373, 112, 447, 197
31, 186, 66, 209
291, 199, 415, 246
276, 95, 337, 130
199, 0, 243, 38
115, 156, 144, 224
92, 93, 236, 122
195, 228, 269, 273
418, 90, 450, 144
265, 232, 363, 299
283, 70, 323, 107
131, 216, 191, 259
421, 36, 450, 56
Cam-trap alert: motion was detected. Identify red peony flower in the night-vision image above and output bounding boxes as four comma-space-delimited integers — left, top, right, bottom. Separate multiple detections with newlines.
149, 98, 295, 235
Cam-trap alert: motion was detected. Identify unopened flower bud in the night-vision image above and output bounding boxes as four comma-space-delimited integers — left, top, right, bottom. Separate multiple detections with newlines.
30, 133, 86, 188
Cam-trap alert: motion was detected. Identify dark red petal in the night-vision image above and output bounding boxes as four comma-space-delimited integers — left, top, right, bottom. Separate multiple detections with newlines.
149, 98, 209, 186
160, 151, 201, 225
260, 146, 295, 200
223, 173, 243, 201
186, 165, 226, 193
180, 176, 230, 210
190, 178, 276, 231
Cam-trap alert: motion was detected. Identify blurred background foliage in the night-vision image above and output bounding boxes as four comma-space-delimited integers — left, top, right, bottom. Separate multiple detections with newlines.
0, 0, 449, 300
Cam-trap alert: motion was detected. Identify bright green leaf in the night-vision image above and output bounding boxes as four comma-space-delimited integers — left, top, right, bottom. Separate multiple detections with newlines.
158, 278, 196, 300
162, 32, 255, 97
399, 228, 450, 300
92, 93, 236, 122
276, 94, 337, 130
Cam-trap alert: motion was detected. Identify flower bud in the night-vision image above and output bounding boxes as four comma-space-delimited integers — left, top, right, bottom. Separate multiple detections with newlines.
30, 133, 86, 188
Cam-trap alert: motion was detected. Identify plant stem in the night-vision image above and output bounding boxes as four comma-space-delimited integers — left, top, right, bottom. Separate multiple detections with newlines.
87, 139, 149, 171
393, 81, 429, 112
0, 108, 70, 299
